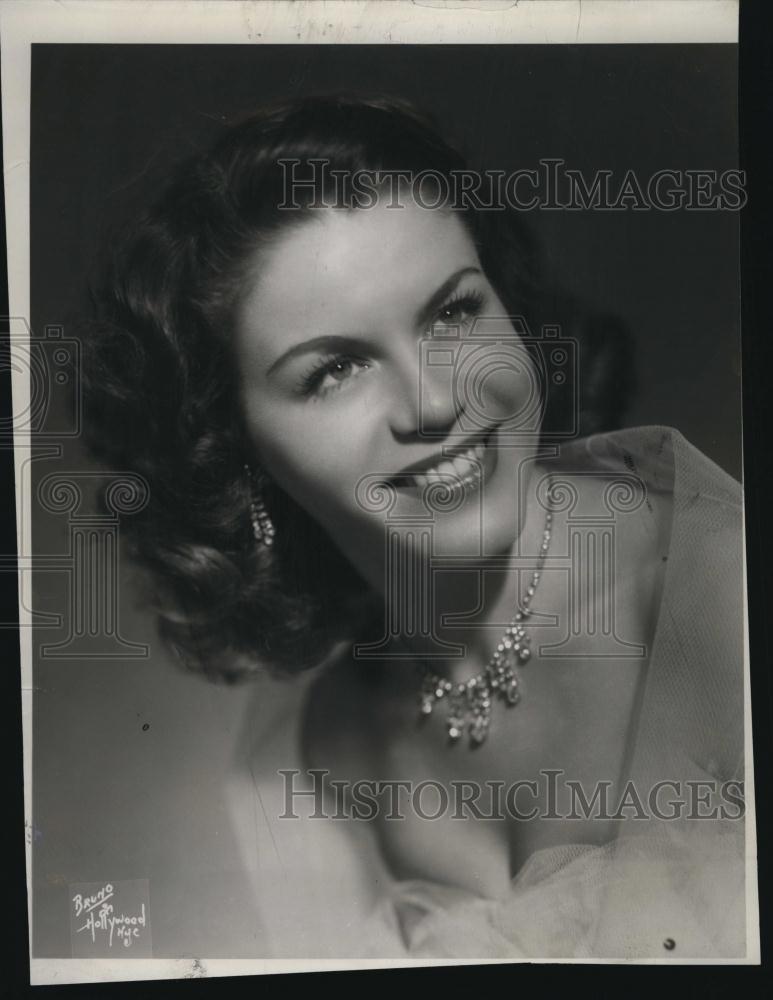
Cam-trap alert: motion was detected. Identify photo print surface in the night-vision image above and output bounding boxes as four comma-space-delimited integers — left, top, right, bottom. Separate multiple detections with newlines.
0, 0, 758, 983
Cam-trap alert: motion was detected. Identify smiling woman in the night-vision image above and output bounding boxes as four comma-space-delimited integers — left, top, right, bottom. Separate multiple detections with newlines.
234, 195, 542, 583
81, 95, 541, 683
80, 94, 747, 960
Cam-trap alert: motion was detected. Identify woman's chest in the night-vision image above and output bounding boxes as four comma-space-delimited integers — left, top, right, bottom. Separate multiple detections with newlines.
366, 652, 646, 898
304, 495, 667, 899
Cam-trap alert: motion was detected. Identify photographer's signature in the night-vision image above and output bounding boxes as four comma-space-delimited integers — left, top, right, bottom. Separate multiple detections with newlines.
72, 882, 148, 949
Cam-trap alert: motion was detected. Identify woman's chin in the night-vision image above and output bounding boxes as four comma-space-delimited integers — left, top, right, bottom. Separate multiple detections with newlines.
421, 500, 520, 559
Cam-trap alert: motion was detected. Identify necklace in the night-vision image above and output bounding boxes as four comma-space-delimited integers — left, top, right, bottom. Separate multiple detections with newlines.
418, 485, 554, 747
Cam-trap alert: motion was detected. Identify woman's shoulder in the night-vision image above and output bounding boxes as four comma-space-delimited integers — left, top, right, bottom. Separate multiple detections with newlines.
555, 424, 741, 508
541, 427, 677, 604
572, 426, 745, 623
547, 424, 743, 579
594, 425, 745, 573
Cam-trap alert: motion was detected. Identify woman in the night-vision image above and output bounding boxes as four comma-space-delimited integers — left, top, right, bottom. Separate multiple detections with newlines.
82, 95, 747, 960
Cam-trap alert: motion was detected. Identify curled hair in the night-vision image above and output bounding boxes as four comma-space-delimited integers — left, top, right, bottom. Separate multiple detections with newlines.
80, 93, 630, 682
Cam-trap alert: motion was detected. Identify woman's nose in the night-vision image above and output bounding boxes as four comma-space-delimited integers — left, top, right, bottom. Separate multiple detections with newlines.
387, 343, 463, 438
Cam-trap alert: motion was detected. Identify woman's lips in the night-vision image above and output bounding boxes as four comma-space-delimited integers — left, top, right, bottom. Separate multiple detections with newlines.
388, 426, 499, 500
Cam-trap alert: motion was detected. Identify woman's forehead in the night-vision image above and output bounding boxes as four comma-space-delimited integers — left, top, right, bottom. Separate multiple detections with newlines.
238, 201, 479, 330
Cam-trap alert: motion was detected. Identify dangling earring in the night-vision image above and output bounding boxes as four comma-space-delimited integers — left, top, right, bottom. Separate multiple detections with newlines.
244, 463, 276, 547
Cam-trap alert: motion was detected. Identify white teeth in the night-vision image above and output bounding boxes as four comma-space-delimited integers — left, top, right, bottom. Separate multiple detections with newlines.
407, 438, 488, 490
435, 458, 460, 479
451, 452, 477, 478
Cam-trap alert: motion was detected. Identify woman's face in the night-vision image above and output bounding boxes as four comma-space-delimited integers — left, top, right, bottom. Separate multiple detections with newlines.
234, 196, 542, 585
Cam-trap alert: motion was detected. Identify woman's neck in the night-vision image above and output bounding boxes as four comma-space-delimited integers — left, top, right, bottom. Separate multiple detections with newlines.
372, 461, 559, 685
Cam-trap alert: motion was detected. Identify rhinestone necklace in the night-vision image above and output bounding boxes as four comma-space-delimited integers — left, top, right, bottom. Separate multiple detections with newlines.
418, 486, 554, 747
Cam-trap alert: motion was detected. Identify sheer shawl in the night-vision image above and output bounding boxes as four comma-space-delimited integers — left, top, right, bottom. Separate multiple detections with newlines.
224, 425, 748, 959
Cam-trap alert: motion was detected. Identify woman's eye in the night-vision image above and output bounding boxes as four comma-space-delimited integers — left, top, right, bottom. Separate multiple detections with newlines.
433, 291, 485, 328
323, 359, 354, 383
300, 356, 370, 397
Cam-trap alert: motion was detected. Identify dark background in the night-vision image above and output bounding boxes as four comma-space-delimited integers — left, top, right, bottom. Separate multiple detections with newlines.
27, 44, 744, 958
32, 43, 743, 475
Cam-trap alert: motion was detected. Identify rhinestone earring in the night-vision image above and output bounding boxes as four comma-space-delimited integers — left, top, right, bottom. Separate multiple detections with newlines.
244, 463, 276, 547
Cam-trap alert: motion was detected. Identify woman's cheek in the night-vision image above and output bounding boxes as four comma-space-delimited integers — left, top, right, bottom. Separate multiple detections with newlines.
260, 421, 365, 503
245, 386, 382, 509
480, 348, 540, 429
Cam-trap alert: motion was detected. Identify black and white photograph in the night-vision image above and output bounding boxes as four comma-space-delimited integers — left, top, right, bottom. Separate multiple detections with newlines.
0, 0, 761, 983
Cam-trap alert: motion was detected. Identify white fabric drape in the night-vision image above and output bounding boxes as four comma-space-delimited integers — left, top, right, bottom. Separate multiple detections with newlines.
224, 425, 749, 959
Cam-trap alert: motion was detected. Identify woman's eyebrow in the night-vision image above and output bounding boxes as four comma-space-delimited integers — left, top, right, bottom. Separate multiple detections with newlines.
415, 266, 482, 328
265, 334, 366, 377
264, 265, 482, 377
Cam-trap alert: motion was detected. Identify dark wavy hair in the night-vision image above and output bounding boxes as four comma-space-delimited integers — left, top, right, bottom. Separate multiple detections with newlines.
80, 93, 633, 683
